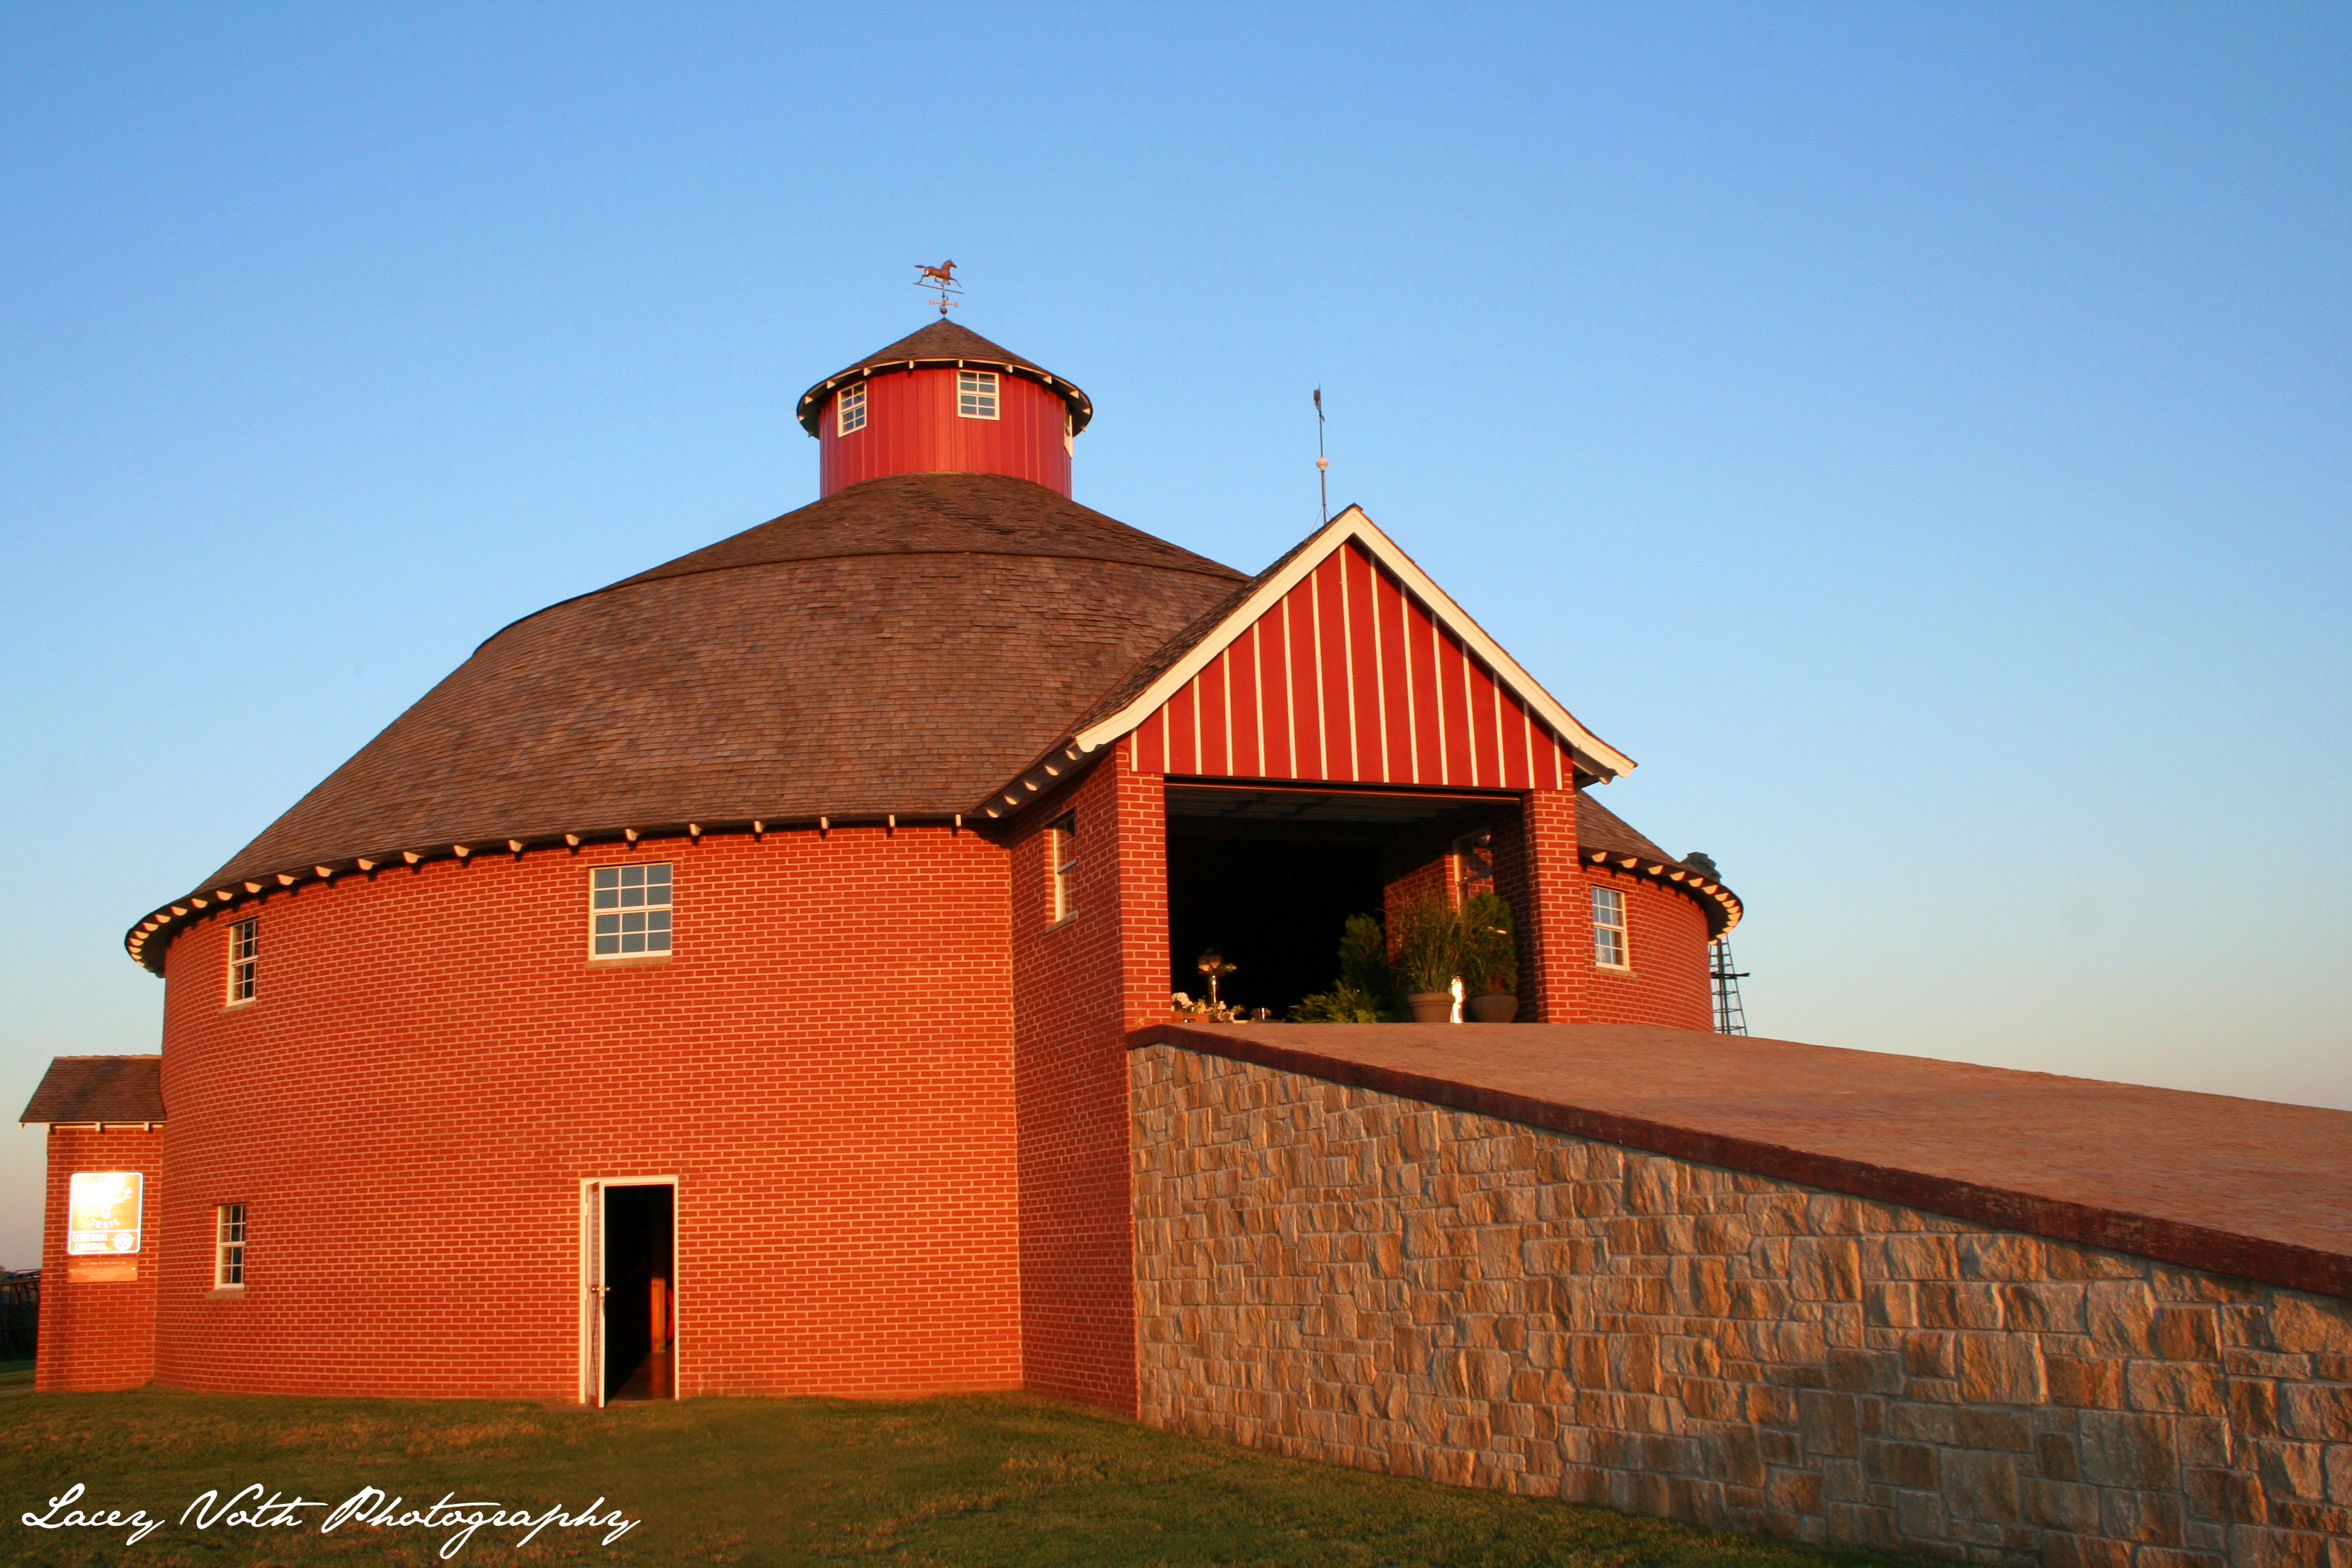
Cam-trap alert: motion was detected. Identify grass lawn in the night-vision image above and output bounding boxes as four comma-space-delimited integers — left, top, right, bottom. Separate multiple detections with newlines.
1, 1389, 1934, 1567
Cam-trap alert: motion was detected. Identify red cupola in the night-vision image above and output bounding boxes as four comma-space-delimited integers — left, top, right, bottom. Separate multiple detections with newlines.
797, 319, 1094, 498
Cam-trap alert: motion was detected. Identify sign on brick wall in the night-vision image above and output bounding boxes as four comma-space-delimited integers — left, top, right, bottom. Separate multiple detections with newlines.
67, 1171, 142, 1256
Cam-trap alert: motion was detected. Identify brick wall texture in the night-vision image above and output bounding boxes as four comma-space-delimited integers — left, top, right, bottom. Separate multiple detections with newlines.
150, 823, 1021, 1400
35, 1127, 163, 1392
1132, 1045, 2352, 1568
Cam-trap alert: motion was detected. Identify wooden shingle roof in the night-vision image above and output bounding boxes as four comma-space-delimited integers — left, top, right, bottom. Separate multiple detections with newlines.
127, 472, 1245, 970
20, 1057, 164, 1124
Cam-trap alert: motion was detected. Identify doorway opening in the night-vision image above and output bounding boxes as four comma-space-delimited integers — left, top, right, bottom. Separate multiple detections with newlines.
587, 1180, 676, 1404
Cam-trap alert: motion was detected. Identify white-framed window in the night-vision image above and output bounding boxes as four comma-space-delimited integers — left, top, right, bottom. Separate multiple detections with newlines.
1592, 885, 1629, 968
836, 380, 866, 435
1049, 813, 1077, 922
591, 864, 672, 958
227, 917, 259, 1004
214, 1203, 246, 1288
958, 370, 999, 419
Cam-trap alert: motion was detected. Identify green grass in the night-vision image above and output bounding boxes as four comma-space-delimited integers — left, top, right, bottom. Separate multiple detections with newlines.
0, 1358, 34, 1386
0, 1389, 1932, 1567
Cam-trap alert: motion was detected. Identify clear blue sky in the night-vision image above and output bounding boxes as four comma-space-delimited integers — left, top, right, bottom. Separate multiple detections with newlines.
3, 3, 2345, 1267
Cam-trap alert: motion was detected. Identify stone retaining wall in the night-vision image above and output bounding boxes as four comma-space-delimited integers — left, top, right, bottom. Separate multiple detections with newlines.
1131, 1045, 2352, 1567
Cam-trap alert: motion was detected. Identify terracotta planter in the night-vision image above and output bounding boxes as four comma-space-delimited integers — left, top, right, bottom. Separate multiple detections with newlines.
1468, 991, 1518, 1023
1407, 991, 1455, 1024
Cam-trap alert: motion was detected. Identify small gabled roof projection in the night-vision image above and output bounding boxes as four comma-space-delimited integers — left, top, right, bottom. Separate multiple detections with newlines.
20, 1056, 165, 1124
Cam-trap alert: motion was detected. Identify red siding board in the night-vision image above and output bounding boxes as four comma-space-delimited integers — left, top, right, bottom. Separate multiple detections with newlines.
819, 368, 1071, 497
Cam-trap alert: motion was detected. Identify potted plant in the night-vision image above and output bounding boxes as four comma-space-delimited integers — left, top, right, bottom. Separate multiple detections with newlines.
1392, 894, 1465, 1023
1289, 913, 1405, 1022
1462, 892, 1518, 1022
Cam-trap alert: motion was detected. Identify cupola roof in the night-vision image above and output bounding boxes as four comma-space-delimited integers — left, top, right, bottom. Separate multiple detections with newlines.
796, 319, 1092, 436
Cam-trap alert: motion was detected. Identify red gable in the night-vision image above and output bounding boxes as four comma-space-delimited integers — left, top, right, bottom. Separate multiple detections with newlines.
1074, 508, 1631, 791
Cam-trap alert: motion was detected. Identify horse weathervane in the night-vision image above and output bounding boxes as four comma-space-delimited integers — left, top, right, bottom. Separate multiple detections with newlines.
913, 259, 962, 316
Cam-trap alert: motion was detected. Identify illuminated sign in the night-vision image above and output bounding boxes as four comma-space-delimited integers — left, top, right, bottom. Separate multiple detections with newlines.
67, 1171, 143, 1256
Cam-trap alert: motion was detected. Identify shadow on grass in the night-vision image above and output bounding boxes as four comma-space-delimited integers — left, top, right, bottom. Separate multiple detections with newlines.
1, 1388, 1937, 1567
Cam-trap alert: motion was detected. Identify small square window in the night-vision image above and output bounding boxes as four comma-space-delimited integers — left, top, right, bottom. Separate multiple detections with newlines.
837, 381, 866, 435
591, 864, 673, 957
226, 918, 259, 1004
1592, 885, 1629, 968
958, 370, 999, 420
214, 1203, 246, 1288
1049, 814, 1077, 923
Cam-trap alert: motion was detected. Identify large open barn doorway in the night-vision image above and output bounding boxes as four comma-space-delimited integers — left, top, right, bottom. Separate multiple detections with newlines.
1164, 784, 1519, 1019
582, 1179, 676, 1405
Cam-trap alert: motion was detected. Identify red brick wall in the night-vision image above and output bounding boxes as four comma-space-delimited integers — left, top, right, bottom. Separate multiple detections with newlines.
1515, 788, 1588, 1023
1007, 741, 1154, 1414
147, 825, 1019, 1400
1582, 870, 1715, 1031
35, 1126, 163, 1392
1496, 788, 1712, 1030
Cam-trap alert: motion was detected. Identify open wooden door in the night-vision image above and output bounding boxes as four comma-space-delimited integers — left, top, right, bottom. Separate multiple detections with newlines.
583, 1180, 606, 1407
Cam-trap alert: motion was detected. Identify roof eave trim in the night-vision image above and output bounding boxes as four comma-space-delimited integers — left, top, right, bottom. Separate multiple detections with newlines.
1066, 506, 1635, 781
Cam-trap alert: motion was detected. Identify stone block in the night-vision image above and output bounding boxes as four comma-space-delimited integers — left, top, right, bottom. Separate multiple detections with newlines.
2036, 1430, 2083, 1480
1800, 1389, 1861, 1458
2102, 1488, 2187, 1546
1957, 1332, 2048, 1405
1958, 1233, 2044, 1281
2021, 1477, 2102, 1532
1900, 1330, 1956, 1379
1790, 1237, 1863, 1302
1956, 1407, 2034, 1452
1827, 1347, 1904, 1394
2087, 1281, 2160, 1355
2251, 1439, 2328, 1501
2159, 1307, 2225, 1362
2185, 1467, 2268, 1523
2130, 1359, 2227, 1416
1918, 1281, 2006, 1329
2269, 1296, 2352, 1356
2134, 1550, 2227, 1568
2269, 1499, 2352, 1536
1766, 1466, 1821, 1514
1940, 1448, 2023, 1522
2278, 1383, 2352, 1443
1864, 1281, 1918, 1329
1667, 1256, 1730, 1317
1727, 1279, 1791, 1320
2002, 1282, 2088, 1334
2178, 1416, 2235, 1469
2080, 1409, 2181, 1490
1824, 1500, 1899, 1549
2041, 1533, 2133, 1568
2329, 1442, 2352, 1505
1863, 1438, 1939, 1490
2230, 1377, 2282, 1437
1881, 1234, 1961, 1280
2224, 1524, 2345, 1567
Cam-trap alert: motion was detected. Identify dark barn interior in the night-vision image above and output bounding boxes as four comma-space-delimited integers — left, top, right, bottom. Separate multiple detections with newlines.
1163, 784, 1516, 1017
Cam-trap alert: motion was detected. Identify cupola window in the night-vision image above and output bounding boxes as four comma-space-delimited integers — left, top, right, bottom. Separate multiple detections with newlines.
591, 864, 672, 957
836, 381, 866, 435
958, 370, 999, 420
227, 917, 259, 1004
1592, 885, 1629, 968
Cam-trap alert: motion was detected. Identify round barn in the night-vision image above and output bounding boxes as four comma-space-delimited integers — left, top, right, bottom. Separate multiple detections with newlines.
30, 318, 1737, 1405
